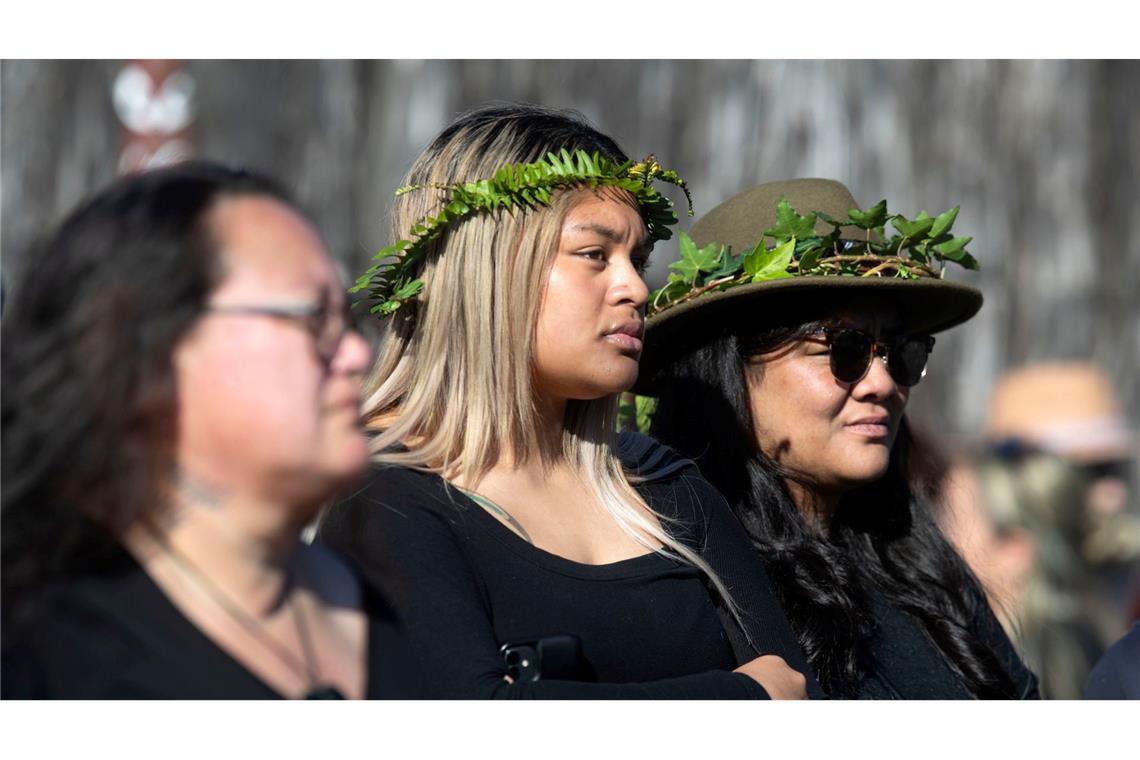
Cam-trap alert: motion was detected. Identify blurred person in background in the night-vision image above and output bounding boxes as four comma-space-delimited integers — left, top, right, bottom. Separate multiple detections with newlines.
642, 179, 1039, 698
1, 162, 397, 699
987, 364, 1140, 634
1083, 621, 1139, 699
942, 446, 1110, 698
317, 104, 818, 699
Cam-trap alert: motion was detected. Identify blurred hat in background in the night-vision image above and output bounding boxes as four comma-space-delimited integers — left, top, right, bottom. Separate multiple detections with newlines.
987, 362, 1135, 466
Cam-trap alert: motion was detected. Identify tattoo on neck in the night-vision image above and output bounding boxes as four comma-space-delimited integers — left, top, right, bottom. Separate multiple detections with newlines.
175, 468, 226, 509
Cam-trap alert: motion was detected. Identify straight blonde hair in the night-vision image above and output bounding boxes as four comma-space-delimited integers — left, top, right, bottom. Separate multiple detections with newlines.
364, 105, 742, 621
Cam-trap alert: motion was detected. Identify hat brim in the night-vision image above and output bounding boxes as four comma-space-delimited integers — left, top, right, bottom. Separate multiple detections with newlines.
633, 276, 982, 396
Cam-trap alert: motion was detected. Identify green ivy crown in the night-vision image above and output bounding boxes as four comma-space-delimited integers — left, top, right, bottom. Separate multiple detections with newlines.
353, 149, 694, 316
649, 196, 980, 317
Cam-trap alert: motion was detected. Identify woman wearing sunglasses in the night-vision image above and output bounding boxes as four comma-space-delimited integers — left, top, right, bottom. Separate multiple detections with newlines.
639, 178, 1039, 698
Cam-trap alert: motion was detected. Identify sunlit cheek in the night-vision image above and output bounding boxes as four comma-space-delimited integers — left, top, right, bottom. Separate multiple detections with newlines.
751, 421, 786, 460
746, 392, 792, 458
783, 364, 844, 417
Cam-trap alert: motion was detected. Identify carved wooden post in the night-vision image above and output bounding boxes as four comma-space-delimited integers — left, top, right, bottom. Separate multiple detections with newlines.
111, 59, 197, 174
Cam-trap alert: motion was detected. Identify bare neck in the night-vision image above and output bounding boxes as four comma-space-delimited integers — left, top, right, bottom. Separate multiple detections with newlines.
456, 393, 572, 489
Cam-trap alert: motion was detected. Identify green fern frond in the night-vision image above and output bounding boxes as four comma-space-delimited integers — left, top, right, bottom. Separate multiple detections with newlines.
357, 149, 692, 315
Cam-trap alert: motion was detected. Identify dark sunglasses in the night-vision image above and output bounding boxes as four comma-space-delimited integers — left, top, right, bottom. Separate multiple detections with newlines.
817, 327, 936, 387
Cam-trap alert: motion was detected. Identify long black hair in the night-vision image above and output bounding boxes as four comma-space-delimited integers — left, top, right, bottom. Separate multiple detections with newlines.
650, 325, 1020, 698
1, 162, 295, 615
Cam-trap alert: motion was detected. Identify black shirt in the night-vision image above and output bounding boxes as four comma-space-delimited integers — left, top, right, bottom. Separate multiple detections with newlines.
1, 545, 404, 699
854, 591, 1040, 699
316, 433, 822, 699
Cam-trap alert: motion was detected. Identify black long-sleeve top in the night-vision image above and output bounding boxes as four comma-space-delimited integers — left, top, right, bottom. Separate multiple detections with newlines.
316, 433, 823, 699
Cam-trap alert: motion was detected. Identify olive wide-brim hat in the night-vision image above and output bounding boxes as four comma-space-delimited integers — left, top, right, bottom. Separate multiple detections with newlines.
634, 178, 983, 395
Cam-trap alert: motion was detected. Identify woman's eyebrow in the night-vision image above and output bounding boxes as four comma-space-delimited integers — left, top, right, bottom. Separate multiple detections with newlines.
568, 222, 651, 250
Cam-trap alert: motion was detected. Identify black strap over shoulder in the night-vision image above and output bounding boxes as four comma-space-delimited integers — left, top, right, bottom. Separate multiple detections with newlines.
615, 431, 694, 481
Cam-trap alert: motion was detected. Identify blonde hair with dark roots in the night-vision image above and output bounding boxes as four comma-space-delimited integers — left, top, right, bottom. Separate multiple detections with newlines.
363, 104, 744, 620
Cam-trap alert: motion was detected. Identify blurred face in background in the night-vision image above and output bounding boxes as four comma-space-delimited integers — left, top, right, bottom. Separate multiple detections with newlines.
745, 308, 912, 504
533, 190, 651, 403
173, 195, 371, 514
940, 463, 1036, 618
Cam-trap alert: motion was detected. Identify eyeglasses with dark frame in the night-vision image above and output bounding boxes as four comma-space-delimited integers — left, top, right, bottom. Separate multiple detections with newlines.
205, 300, 353, 363
808, 326, 936, 387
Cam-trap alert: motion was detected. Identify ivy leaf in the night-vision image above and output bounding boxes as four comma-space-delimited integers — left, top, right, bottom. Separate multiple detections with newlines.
892, 212, 935, 240
667, 234, 701, 282
745, 237, 795, 281
847, 199, 888, 230
956, 252, 980, 270
815, 210, 845, 228
929, 206, 960, 239
934, 236, 979, 270
669, 232, 722, 283
934, 236, 972, 259
798, 245, 823, 273
762, 196, 818, 241
700, 244, 743, 285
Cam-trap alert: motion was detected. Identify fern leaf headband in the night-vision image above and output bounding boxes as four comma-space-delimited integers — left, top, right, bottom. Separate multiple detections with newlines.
352, 148, 693, 316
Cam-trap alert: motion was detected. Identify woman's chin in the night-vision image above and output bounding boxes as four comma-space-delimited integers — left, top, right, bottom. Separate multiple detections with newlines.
317, 434, 372, 485
556, 367, 641, 401
604, 362, 641, 395
837, 460, 892, 489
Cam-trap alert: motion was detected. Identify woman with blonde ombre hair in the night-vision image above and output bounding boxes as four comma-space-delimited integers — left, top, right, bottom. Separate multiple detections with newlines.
317, 104, 820, 698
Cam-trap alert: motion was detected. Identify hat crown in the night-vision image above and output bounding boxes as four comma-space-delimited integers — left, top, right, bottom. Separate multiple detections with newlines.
691, 178, 860, 253
631, 177, 987, 396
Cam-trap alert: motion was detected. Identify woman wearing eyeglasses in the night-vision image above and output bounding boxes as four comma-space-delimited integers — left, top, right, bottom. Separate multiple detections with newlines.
2, 163, 398, 699
639, 178, 1039, 699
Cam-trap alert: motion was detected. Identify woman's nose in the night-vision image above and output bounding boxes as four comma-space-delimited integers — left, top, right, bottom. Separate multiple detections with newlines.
330, 329, 373, 374
612, 257, 649, 309
852, 351, 899, 400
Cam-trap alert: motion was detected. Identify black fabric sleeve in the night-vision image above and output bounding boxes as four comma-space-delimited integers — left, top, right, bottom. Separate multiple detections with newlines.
316, 467, 768, 699
674, 469, 828, 699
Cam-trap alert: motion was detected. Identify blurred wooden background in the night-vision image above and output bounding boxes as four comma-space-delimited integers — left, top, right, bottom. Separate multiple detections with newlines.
3, 60, 1137, 449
